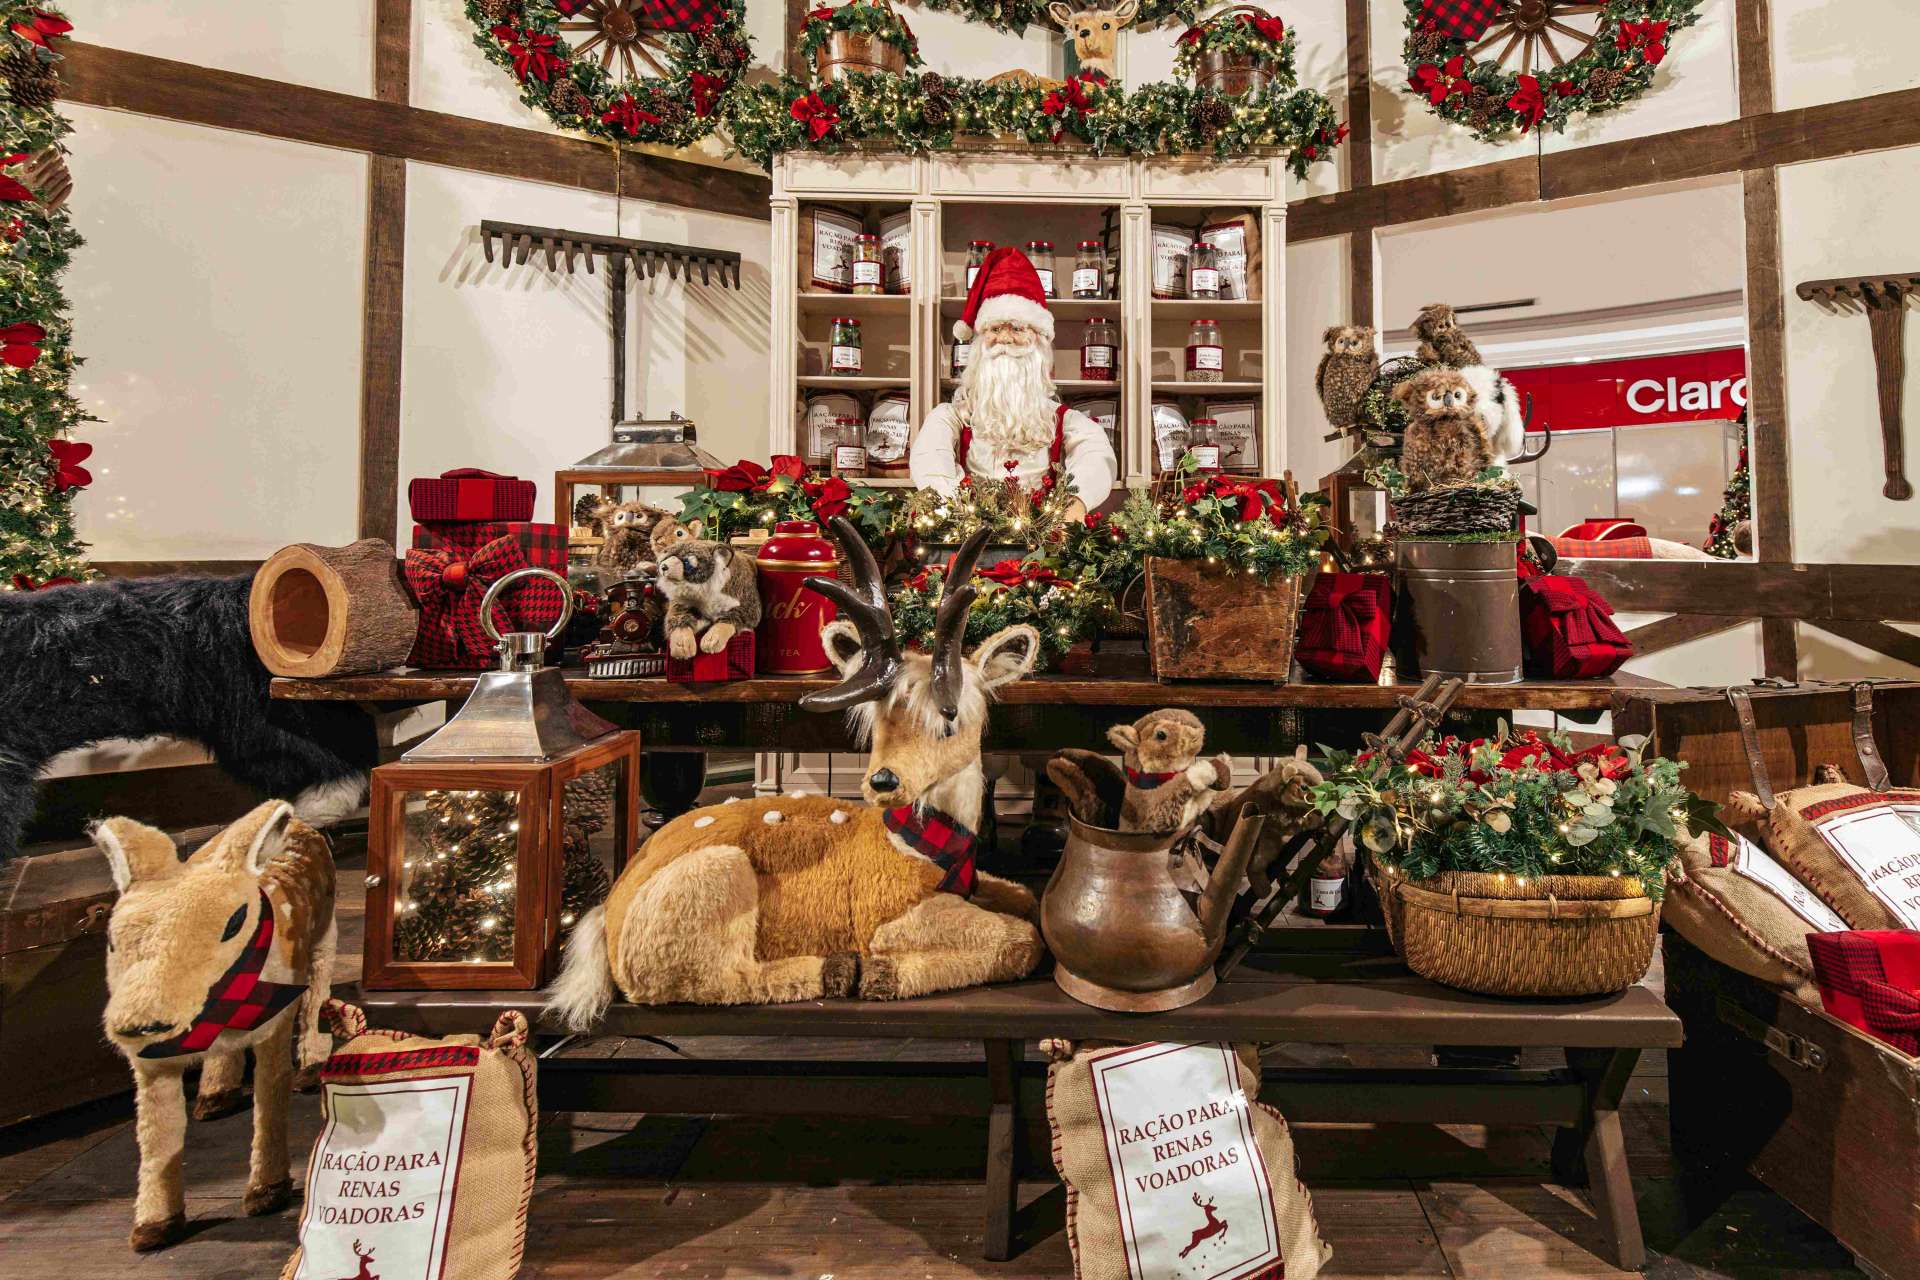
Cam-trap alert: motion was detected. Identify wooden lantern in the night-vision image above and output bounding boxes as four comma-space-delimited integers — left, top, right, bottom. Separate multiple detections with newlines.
363, 732, 640, 990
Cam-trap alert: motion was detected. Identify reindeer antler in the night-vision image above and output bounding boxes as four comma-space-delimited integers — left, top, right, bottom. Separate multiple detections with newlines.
930, 527, 990, 721
799, 516, 903, 712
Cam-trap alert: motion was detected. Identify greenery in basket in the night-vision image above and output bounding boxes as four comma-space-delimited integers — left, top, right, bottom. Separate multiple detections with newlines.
1313, 727, 1730, 900
796, 1, 923, 74
893, 472, 1081, 550
1172, 10, 1298, 83
1056, 467, 1327, 592
890, 558, 1100, 666
676, 455, 894, 547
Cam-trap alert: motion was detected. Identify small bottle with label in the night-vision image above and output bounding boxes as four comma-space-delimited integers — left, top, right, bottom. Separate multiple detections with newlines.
951, 333, 972, 381
850, 233, 883, 295
1080, 315, 1117, 382
829, 316, 863, 375
1186, 417, 1222, 472
1298, 842, 1356, 920
1187, 240, 1222, 299
1185, 318, 1224, 383
964, 240, 993, 291
831, 415, 868, 478
1072, 240, 1105, 299
1024, 240, 1055, 297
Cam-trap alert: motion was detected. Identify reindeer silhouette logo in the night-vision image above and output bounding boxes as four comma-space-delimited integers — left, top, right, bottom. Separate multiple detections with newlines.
1178, 1193, 1229, 1258
331, 1239, 378, 1280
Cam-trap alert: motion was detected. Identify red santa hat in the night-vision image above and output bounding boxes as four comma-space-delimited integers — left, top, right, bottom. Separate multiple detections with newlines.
952, 244, 1053, 343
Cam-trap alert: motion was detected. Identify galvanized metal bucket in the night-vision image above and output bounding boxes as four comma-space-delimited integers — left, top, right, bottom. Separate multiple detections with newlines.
1395, 538, 1523, 684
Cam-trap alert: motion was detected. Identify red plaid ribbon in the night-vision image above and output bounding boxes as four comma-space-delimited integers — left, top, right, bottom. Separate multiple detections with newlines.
1419, 0, 1505, 41
636, 0, 727, 33
405, 535, 533, 663
407, 467, 535, 524
884, 804, 978, 897
1125, 766, 1179, 788
1520, 573, 1632, 679
405, 523, 568, 669
1297, 573, 1392, 682
1807, 930, 1920, 1055
137, 894, 307, 1059
322, 1045, 482, 1078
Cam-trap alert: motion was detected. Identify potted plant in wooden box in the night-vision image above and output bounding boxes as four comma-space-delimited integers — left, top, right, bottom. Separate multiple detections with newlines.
1315, 728, 1726, 997
1068, 468, 1325, 680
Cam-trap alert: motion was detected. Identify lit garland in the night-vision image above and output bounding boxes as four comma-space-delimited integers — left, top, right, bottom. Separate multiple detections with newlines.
1056, 468, 1328, 592
795, 0, 923, 72
461, 0, 751, 148
907, 0, 1202, 36
1401, 0, 1705, 143
674, 455, 895, 547
890, 557, 1100, 666
725, 68, 1345, 171
1, 3, 90, 589
1313, 728, 1727, 895
895, 472, 1080, 550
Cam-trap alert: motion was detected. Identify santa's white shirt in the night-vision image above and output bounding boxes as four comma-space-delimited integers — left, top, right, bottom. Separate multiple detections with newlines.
908, 400, 1116, 509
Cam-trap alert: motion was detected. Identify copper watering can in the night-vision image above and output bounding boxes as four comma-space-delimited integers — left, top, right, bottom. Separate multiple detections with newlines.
1040, 811, 1267, 1012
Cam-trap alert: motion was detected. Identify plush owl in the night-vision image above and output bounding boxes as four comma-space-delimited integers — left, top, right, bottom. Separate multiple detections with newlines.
1411, 303, 1483, 368
594, 499, 669, 571
1315, 325, 1378, 431
1394, 367, 1494, 492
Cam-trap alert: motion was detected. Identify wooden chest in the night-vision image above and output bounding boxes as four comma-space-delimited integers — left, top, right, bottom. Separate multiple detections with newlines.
1665, 932, 1919, 1280
1613, 680, 1920, 811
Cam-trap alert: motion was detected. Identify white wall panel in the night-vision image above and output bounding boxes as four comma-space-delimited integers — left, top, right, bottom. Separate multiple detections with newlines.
1368, 0, 1534, 183
64, 107, 366, 559
68, 0, 375, 96
1771, 0, 1920, 111
1282, 235, 1348, 481
397, 163, 772, 536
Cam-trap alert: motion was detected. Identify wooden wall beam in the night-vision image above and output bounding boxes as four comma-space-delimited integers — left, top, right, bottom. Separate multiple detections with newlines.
1569, 561, 1920, 623
1805, 619, 1920, 670
359, 0, 410, 547
1342, 0, 1374, 327
58, 41, 771, 222
1621, 613, 1747, 657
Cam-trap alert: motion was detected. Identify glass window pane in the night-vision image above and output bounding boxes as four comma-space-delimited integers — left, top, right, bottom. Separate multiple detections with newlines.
393, 788, 522, 965
561, 763, 619, 937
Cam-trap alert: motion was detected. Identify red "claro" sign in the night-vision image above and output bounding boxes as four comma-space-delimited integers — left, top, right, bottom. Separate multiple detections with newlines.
1503, 348, 1748, 431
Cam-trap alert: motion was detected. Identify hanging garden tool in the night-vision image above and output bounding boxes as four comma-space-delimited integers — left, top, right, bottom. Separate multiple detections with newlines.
1796, 272, 1919, 501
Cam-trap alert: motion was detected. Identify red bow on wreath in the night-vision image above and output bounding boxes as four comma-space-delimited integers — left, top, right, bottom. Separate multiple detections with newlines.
790, 93, 839, 141
1616, 19, 1670, 65
2, 321, 46, 369
404, 536, 532, 658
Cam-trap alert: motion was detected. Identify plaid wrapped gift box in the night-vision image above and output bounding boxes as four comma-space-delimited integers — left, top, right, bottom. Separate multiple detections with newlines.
1520, 571, 1633, 679
407, 467, 536, 525
404, 521, 568, 669
1296, 573, 1392, 682
1419, 0, 1505, 41
1807, 930, 1920, 1056
664, 630, 756, 682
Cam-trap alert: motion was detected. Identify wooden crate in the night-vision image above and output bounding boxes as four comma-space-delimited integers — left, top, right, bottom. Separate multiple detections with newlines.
1666, 932, 1920, 1280
1612, 681, 1920, 811
1143, 556, 1302, 681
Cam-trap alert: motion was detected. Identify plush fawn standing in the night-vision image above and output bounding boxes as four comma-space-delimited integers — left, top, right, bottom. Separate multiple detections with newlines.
96, 801, 336, 1251
553, 521, 1044, 1021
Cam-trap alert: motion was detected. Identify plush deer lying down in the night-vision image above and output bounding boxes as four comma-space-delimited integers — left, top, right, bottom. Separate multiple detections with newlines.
553, 521, 1044, 1022
95, 801, 336, 1251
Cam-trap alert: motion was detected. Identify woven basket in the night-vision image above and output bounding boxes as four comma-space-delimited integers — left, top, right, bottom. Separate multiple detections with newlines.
1388, 870, 1660, 998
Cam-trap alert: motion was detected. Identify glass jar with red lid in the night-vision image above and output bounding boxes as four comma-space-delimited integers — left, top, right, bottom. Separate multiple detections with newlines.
1080, 316, 1117, 382
755, 521, 842, 675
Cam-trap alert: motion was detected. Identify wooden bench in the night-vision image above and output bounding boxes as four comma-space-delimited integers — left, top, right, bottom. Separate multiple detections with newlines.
355, 937, 1680, 1269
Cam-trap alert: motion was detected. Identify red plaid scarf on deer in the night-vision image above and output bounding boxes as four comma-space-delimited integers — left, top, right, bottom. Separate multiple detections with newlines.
1419, 0, 1505, 41
1125, 766, 1179, 788
1807, 930, 1920, 1055
137, 894, 307, 1060
884, 804, 978, 897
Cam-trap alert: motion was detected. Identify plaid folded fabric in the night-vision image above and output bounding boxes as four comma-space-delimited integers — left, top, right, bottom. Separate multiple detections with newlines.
1520, 573, 1633, 678
664, 629, 756, 682
404, 522, 568, 670
1807, 930, 1920, 1055
637, 0, 727, 33
1419, 0, 1505, 41
1550, 535, 1654, 560
407, 467, 536, 525
1297, 573, 1392, 682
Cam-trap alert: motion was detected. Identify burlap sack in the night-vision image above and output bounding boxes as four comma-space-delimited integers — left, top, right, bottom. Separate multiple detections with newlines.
281, 1001, 537, 1280
1733, 784, 1920, 932
1047, 1040, 1328, 1280
1665, 829, 1848, 1003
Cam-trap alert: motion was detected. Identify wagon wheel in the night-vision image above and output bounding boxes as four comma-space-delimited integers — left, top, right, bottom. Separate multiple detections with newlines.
1466, 1, 1604, 76
559, 0, 676, 81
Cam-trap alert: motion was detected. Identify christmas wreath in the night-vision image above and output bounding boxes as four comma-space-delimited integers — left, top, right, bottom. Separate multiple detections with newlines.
796, 0, 923, 73
463, 0, 752, 148
727, 67, 1345, 170
907, 0, 1202, 37
891, 557, 1099, 666
674, 455, 895, 546
1401, 0, 1704, 143
1171, 7, 1295, 81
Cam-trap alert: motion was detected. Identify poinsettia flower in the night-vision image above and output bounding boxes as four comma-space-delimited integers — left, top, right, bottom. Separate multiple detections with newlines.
1553, 79, 1581, 98
11, 8, 72, 47
705, 458, 771, 492
1, 321, 46, 368
601, 92, 663, 137
690, 70, 729, 119
768, 454, 809, 483
1180, 26, 1204, 45
1411, 60, 1469, 107
47, 438, 91, 492
1062, 71, 1104, 111
1616, 19, 1670, 65
0, 152, 35, 204
1238, 12, 1285, 43
808, 4, 834, 20
498, 27, 563, 82
803, 474, 852, 519
1507, 74, 1547, 131
790, 92, 838, 141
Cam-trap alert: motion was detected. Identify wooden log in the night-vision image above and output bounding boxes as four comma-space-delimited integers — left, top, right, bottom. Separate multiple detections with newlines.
249, 539, 416, 677
1143, 557, 1303, 681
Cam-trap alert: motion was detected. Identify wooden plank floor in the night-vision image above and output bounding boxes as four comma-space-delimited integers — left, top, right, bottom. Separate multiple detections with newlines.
0, 806, 1870, 1278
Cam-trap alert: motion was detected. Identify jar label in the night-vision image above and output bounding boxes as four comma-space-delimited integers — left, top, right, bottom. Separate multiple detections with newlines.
966, 265, 981, 290
953, 341, 972, 369
1308, 878, 1345, 913
1190, 445, 1222, 471
852, 260, 882, 286
1072, 267, 1101, 295
830, 345, 862, 371
1190, 267, 1221, 295
834, 445, 868, 471
1187, 344, 1224, 372
1082, 344, 1114, 369
1036, 268, 1054, 295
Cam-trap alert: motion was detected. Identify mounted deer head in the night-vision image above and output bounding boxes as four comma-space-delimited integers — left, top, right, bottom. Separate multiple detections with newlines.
800, 518, 1039, 809
1048, 0, 1139, 78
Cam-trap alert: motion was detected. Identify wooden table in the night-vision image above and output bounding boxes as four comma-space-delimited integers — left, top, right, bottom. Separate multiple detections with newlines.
356, 938, 1679, 1269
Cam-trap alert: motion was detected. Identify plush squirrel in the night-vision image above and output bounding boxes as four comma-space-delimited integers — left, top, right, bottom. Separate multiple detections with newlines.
1106, 708, 1234, 832
649, 515, 762, 660
1394, 367, 1494, 491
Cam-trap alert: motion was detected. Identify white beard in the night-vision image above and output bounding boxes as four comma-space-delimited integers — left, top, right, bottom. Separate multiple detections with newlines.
957, 339, 1056, 453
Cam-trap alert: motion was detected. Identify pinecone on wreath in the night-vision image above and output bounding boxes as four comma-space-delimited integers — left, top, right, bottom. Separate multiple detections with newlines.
922, 96, 952, 128
477, 0, 520, 23
1408, 30, 1447, 61
1587, 67, 1626, 99
2, 52, 57, 110
920, 71, 949, 96
549, 76, 592, 118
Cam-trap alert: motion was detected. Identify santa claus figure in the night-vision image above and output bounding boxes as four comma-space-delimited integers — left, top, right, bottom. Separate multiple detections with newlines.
909, 245, 1116, 518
